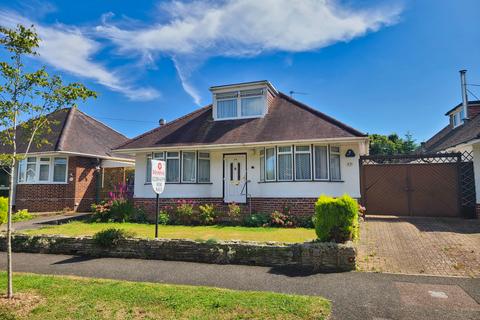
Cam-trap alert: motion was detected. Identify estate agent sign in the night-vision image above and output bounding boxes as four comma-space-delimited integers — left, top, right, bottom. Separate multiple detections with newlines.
151, 160, 166, 238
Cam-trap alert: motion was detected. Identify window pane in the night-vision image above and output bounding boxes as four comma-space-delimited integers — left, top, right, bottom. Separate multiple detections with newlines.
217, 99, 237, 118
198, 158, 210, 183
18, 160, 26, 182
278, 153, 293, 180
199, 152, 210, 159
39, 164, 50, 181
167, 152, 179, 158
296, 146, 310, 152
330, 154, 341, 180
153, 152, 164, 159
26, 164, 36, 182
241, 96, 263, 116
166, 159, 180, 182
314, 146, 328, 180
146, 154, 152, 183
265, 148, 276, 180
182, 152, 196, 182
53, 158, 67, 182
295, 153, 311, 180
278, 146, 291, 153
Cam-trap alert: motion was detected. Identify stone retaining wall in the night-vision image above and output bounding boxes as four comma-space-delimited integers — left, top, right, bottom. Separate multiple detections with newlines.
0, 234, 357, 272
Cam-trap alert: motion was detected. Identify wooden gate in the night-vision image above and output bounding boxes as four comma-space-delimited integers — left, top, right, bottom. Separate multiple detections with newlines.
360, 153, 475, 217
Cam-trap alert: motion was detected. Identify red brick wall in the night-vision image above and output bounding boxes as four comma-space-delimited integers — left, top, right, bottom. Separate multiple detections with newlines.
15, 156, 98, 212
468, 105, 480, 119
134, 197, 318, 221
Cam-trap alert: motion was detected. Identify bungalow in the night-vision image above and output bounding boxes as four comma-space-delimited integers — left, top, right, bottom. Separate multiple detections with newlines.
0, 107, 134, 212
114, 81, 369, 217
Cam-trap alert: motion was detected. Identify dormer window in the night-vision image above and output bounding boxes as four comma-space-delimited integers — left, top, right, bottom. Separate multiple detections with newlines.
215, 88, 265, 120
451, 108, 465, 128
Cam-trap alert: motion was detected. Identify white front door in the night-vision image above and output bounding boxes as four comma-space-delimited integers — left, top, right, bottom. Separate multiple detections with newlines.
224, 154, 247, 203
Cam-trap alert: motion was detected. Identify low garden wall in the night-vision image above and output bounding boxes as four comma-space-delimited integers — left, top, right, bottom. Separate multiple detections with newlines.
0, 234, 357, 272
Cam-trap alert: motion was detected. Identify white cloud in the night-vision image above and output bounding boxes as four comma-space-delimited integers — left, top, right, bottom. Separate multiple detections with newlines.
0, 9, 160, 101
96, 0, 402, 103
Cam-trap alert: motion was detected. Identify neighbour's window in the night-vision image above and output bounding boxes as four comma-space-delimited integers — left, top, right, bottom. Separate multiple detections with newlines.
265, 147, 276, 181
53, 157, 67, 182
295, 146, 311, 180
314, 146, 328, 180
240, 89, 264, 116
329, 146, 341, 181
166, 152, 180, 183
17, 156, 67, 184
277, 146, 293, 181
39, 157, 50, 182
182, 151, 196, 183
198, 152, 211, 183
259, 149, 265, 182
216, 92, 238, 119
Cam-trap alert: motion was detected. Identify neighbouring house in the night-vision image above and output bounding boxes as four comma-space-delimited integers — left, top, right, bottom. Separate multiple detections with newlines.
0, 107, 134, 212
421, 98, 480, 217
114, 80, 369, 217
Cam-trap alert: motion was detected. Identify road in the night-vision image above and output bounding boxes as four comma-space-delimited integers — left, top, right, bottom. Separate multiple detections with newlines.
0, 252, 478, 319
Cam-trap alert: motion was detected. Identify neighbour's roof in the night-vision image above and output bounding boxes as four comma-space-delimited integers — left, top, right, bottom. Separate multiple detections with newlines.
0, 107, 131, 159
116, 92, 366, 151
444, 100, 480, 115
422, 114, 480, 152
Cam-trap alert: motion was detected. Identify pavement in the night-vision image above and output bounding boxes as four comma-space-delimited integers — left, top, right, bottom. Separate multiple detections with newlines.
0, 252, 479, 320
0, 212, 91, 231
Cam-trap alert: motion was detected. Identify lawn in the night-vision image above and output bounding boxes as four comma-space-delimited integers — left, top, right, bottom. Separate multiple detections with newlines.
24, 221, 317, 243
0, 272, 331, 320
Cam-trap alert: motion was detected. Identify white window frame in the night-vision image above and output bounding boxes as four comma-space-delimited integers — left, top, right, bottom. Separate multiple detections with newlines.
181, 151, 197, 183
313, 145, 330, 181
17, 156, 68, 184
214, 88, 266, 120
197, 152, 211, 183
294, 145, 312, 181
166, 151, 181, 183
329, 145, 342, 181
276, 145, 293, 181
265, 147, 276, 181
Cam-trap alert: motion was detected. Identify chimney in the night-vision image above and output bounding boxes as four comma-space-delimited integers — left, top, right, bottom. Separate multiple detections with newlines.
460, 70, 469, 120
159, 118, 166, 126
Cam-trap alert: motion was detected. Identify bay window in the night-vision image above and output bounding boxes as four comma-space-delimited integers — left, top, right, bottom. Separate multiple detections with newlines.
182, 151, 196, 183
18, 156, 68, 184
277, 146, 293, 181
295, 146, 311, 180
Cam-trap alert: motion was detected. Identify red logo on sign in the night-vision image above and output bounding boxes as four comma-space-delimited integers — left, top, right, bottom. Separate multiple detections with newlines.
157, 162, 163, 170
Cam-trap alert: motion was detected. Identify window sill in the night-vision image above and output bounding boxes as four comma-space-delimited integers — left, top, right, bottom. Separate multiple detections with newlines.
258, 180, 344, 183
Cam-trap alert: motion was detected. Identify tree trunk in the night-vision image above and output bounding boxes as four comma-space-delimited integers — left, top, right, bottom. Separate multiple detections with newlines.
6, 157, 14, 298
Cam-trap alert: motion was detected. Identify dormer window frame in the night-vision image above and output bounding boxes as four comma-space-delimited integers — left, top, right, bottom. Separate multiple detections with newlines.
213, 87, 267, 121
450, 108, 465, 128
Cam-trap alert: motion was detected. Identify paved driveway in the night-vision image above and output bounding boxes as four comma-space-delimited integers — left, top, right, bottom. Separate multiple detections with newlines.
358, 216, 480, 277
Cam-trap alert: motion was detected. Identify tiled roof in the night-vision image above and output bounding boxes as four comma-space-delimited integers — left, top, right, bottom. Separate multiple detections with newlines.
0, 108, 131, 159
116, 92, 366, 150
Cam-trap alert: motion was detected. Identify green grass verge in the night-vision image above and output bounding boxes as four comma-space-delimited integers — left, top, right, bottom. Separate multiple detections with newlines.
24, 222, 316, 243
0, 272, 331, 319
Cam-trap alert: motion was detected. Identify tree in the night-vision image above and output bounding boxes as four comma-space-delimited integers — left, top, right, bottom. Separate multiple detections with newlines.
0, 24, 96, 298
369, 132, 418, 156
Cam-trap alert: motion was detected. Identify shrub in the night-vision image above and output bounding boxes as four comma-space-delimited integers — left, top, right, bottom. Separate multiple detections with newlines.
12, 209, 33, 223
243, 213, 269, 227
91, 200, 146, 223
297, 215, 315, 229
90, 200, 112, 222
198, 204, 217, 225
269, 211, 296, 228
173, 200, 195, 225
158, 211, 170, 225
109, 199, 135, 222
313, 194, 359, 243
93, 228, 136, 248
227, 202, 241, 220
0, 197, 8, 224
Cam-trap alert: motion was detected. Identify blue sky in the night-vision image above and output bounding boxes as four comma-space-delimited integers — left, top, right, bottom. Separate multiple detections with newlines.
1, 0, 479, 141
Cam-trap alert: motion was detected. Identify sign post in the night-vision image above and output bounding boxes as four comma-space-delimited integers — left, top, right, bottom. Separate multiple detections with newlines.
151, 159, 166, 239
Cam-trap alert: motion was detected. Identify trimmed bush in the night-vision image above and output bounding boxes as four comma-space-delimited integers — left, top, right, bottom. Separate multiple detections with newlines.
198, 204, 217, 225
93, 228, 136, 248
158, 211, 170, 225
313, 194, 359, 243
12, 209, 33, 223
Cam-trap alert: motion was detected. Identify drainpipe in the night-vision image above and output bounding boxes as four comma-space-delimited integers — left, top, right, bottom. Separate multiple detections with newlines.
460, 70, 469, 120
